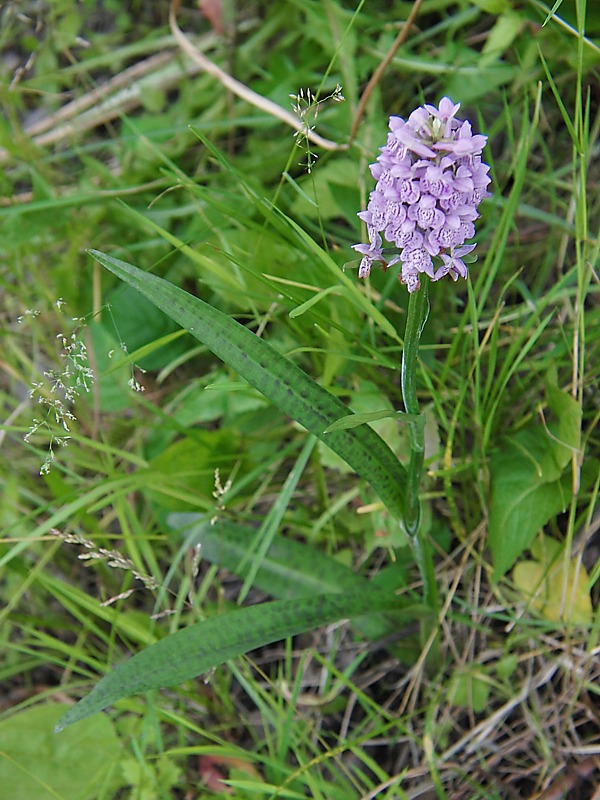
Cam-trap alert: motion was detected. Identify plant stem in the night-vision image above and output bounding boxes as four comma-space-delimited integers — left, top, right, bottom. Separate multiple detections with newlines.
401, 281, 429, 533
401, 279, 439, 613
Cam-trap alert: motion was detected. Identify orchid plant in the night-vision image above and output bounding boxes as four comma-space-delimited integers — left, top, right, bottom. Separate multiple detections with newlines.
354, 97, 490, 609
57, 98, 490, 732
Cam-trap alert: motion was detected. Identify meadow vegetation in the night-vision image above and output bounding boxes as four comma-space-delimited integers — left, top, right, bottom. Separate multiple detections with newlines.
1, 1, 599, 797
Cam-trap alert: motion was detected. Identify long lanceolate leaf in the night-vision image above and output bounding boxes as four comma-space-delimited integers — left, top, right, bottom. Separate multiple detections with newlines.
91, 250, 407, 518
56, 589, 411, 731
170, 513, 425, 651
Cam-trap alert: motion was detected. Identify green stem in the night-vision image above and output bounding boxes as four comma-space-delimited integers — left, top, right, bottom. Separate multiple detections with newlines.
400, 279, 438, 613
401, 281, 429, 533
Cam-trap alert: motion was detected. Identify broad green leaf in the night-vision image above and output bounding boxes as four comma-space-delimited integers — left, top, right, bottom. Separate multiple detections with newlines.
289, 157, 361, 222
145, 431, 242, 510
0, 704, 124, 798
105, 283, 192, 370
546, 378, 582, 470
489, 379, 581, 578
448, 667, 490, 714
495, 655, 518, 682
90, 250, 407, 519
481, 11, 523, 64
56, 588, 410, 731
470, 0, 510, 12
489, 427, 572, 579
87, 321, 132, 412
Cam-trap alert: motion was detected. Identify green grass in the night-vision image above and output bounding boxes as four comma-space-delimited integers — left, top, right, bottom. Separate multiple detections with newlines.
1, 0, 599, 797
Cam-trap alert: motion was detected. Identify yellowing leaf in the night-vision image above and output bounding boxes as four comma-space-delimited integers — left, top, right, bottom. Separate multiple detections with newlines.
513, 537, 592, 625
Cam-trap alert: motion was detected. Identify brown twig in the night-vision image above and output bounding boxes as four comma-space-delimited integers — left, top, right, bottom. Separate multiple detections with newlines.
0, 51, 203, 165
21, 50, 174, 139
169, 0, 346, 152
349, 0, 425, 143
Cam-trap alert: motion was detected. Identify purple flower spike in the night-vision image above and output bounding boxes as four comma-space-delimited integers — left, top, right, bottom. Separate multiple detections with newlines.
353, 97, 490, 292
